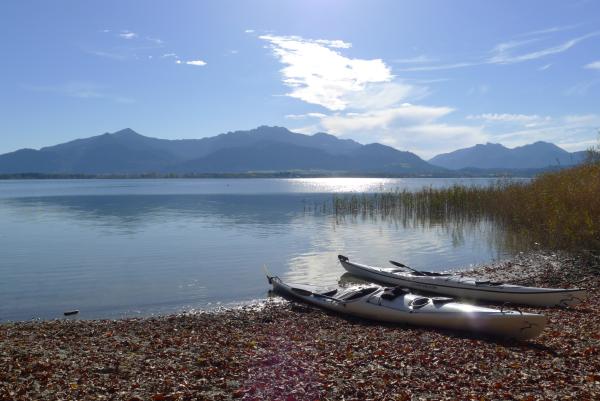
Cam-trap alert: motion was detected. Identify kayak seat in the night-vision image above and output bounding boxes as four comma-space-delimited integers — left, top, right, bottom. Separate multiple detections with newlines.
380, 287, 408, 300
431, 297, 454, 305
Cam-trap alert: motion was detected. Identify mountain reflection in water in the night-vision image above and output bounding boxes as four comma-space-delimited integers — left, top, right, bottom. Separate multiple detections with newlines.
0, 183, 530, 321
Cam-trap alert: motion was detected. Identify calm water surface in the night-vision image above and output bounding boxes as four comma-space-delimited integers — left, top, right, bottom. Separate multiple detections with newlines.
0, 178, 527, 321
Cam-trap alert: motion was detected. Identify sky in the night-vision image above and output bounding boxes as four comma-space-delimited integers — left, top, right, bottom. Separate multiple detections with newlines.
1, 0, 599, 159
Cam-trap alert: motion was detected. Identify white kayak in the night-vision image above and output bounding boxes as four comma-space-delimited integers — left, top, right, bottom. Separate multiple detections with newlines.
338, 255, 587, 307
267, 275, 546, 340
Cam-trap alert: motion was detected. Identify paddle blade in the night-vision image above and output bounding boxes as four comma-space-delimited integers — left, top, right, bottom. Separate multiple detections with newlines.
389, 260, 408, 268
263, 264, 274, 284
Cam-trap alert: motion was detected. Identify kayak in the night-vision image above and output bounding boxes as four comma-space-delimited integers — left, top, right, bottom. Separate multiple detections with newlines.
267, 274, 547, 340
338, 255, 586, 307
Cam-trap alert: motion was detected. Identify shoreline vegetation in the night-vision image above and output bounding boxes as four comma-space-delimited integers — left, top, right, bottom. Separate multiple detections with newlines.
1, 250, 599, 400
330, 161, 600, 250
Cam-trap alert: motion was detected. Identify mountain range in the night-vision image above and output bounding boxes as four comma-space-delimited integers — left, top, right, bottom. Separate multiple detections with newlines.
0, 127, 441, 175
428, 142, 585, 170
0, 126, 587, 176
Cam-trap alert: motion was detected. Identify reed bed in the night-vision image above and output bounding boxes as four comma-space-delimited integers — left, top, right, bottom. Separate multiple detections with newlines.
330, 163, 600, 250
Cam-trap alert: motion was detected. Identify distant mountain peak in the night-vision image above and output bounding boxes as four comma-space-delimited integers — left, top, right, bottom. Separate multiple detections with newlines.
252, 125, 290, 133
478, 142, 505, 148
112, 128, 142, 137
312, 132, 335, 138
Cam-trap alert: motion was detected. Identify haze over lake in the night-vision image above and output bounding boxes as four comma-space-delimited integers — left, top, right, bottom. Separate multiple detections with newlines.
0, 178, 529, 321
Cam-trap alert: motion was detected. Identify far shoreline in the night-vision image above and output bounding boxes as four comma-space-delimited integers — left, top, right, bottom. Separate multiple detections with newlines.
0, 168, 559, 180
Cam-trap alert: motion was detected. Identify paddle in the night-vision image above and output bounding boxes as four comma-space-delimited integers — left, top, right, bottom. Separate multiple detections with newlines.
263, 264, 275, 284
389, 260, 425, 275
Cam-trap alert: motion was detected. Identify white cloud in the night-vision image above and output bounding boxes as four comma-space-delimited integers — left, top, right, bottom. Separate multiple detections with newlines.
399, 30, 600, 71
260, 34, 395, 111
319, 104, 454, 133
119, 31, 138, 40
563, 114, 600, 126
185, 60, 207, 66
488, 32, 600, 64
261, 34, 485, 157
489, 38, 541, 57
175, 59, 207, 66
261, 33, 599, 158
266, 33, 599, 158
245, 29, 255, 33
402, 111, 599, 157
342, 82, 429, 110
584, 60, 600, 70
91, 30, 165, 62
539, 63, 552, 71
515, 24, 581, 38
397, 124, 487, 157
162, 53, 178, 59
313, 39, 352, 49
467, 113, 549, 124
291, 104, 486, 158
285, 113, 328, 120
398, 62, 477, 72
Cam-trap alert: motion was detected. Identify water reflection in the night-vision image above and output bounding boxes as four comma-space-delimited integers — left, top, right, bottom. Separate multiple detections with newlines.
0, 190, 530, 321
3, 194, 325, 234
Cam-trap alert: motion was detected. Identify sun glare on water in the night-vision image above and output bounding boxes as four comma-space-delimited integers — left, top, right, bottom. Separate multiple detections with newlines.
289, 177, 396, 193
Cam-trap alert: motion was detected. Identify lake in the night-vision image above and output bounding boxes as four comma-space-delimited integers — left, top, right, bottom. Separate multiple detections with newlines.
0, 178, 528, 321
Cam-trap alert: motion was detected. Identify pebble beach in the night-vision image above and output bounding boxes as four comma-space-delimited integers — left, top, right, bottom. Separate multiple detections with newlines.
1, 251, 599, 401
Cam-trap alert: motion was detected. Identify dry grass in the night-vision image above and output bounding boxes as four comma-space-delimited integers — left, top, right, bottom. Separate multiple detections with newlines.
332, 163, 600, 250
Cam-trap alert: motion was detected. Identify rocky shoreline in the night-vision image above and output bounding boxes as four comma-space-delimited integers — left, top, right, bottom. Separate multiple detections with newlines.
1, 251, 599, 400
